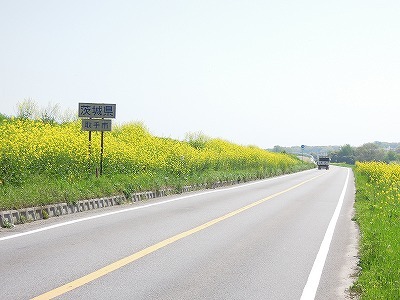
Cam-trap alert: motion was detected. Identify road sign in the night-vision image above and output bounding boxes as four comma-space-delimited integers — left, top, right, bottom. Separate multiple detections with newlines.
78, 102, 116, 176
82, 119, 112, 131
78, 103, 116, 119
301, 145, 305, 161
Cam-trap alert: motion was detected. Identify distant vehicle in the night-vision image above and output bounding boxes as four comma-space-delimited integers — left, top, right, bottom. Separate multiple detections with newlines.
317, 156, 330, 170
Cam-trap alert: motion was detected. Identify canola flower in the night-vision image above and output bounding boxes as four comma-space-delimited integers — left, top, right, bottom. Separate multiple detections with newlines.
355, 161, 400, 204
353, 162, 400, 299
0, 118, 309, 186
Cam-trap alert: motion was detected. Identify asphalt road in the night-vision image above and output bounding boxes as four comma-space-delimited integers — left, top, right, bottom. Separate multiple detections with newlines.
0, 166, 358, 300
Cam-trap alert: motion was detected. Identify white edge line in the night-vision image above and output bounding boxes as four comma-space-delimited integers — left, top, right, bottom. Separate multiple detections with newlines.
300, 168, 350, 300
0, 169, 315, 242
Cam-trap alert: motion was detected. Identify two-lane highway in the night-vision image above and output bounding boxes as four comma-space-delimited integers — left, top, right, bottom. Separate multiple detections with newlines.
0, 166, 357, 299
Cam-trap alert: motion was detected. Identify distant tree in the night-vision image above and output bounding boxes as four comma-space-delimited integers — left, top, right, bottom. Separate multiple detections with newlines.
339, 144, 354, 157
272, 145, 286, 153
385, 150, 399, 162
40, 102, 60, 124
185, 132, 210, 150
355, 143, 386, 162
14, 99, 75, 124
16, 98, 38, 120
58, 108, 78, 124
333, 144, 355, 164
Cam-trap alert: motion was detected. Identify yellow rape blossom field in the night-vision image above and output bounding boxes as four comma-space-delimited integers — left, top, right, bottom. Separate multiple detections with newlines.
352, 162, 400, 299
0, 118, 312, 210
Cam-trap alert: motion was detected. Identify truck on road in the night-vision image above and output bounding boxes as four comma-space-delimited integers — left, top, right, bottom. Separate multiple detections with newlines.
317, 156, 330, 170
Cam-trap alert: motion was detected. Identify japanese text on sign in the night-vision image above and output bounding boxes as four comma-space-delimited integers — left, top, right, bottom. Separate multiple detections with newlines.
81, 119, 112, 131
78, 103, 116, 119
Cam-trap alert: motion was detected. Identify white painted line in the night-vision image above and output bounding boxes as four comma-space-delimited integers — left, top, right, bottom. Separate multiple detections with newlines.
0, 170, 314, 242
300, 168, 350, 300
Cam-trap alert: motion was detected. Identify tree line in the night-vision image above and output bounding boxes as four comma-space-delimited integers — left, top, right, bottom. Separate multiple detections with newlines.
271, 143, 400, 164
330, 143, 400, 164
1, 99, 76, 124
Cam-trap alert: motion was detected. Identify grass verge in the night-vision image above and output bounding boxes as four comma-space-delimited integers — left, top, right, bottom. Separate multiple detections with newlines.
0, 165, 310, 211
351, 163, 400, 299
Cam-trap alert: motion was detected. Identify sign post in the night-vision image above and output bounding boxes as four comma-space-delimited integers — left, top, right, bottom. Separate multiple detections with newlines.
301, 145, 305, 161
100, 131, 104, 176
79, 103, 116, 176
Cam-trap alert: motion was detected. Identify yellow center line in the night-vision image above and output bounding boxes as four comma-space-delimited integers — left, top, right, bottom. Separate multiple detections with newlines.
31, 173, 324, 300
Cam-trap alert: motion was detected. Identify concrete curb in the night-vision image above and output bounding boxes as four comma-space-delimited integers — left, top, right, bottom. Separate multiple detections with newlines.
0, 195, 126, 226
0, 179, 244, 227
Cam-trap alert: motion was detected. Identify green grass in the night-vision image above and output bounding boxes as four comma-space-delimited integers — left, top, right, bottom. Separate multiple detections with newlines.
351, 169, 400, 299
0, 164, 311, 211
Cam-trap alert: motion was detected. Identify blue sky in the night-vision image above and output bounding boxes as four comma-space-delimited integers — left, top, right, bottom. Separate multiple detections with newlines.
1, 1, 399, 148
